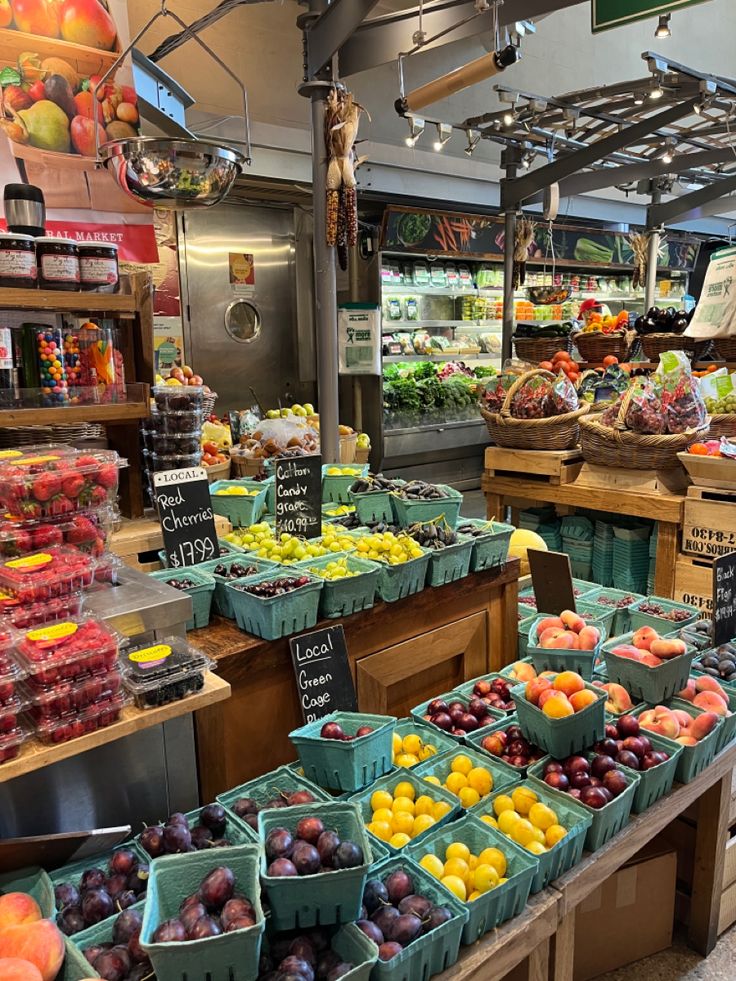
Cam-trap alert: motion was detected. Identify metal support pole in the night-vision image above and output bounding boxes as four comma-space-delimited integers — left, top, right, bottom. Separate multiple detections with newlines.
645, 187, 662, 312
501, 148, 522, 364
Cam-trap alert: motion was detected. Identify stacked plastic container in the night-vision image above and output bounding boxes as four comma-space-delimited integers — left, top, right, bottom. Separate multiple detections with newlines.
142, 385, 204, 504
0, 444, 126, 758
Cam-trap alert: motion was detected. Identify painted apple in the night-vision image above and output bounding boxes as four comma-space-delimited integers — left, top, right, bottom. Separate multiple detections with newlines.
11, 0, 59, 36
59, 0, 116, 50
0, 0, 13, 28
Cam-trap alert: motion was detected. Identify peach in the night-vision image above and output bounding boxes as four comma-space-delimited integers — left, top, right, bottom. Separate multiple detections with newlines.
526, 678, 552, 706
570, 689, 597, 712
578, 625, 601, 651
539, 689, 567, 708
640, 653, 664, 668
560, 609, 585, 634
678, 679, 697, 702
632, 626, 659, 651
536, 617, 564, 636
553, 671, 586, 697
0, 923, 64, 981
0, 960, 44, 981
546, 631, 579, 650
639, 705, 680, 739
542, 694, 574, 718
676, 735, 698, 746
693, 692, 729, 716
612, 644, 645, 660
603, 682, 633, 714
695, 676, 729, 703
691, 711, 720, 741
510, 661, 536, 683
539, 627, 564, 647
649, 638, 687, 660
0, 896, 41, 932
672, 709, 693, 729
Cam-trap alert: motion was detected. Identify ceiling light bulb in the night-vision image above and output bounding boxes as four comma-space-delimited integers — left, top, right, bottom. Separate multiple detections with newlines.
661, 151, 673, 164
503, 111, 515, 127
650, 82, 663, 100
432, 122, 452, 152
655, 13, 671, 38
404, 116, 424, 148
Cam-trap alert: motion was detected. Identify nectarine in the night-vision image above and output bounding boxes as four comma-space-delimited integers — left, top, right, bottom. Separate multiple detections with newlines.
536, 617, 564, 635
676, 735, 697, 746
0, 895, 41, 932
569, 689, 597, 712
649, 638, 686, 660
539, 627, 565, 647
526, 678, 552, 706
553, 671, 585, 697
510, 661, 536, 683
640, 653, 664, 668
538, 689, 567, 708
602, 683, 633, 714
0, 922, 65, 981
639, 705, 680, 739
542, 694, 574, 718
0, 960, 44, 981
546, 631, 579, 650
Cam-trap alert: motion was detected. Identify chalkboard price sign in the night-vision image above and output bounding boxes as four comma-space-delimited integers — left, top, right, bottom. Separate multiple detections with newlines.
713, 551, 736, 646
528, 549, 576, 615
289, 624, 358, 723
153, 466, 220, 569
275, 455, 322, 539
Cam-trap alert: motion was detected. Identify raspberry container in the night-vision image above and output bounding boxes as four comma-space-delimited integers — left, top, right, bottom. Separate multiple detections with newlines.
0, 591, 84, 629
14, 616, 120, 689
31, 691, 127, 744
0, 507, 118, 559
0, 657, 23, 707
0, 693, 25, 734
22, 668, 123, 722
120, 635, 215, 710
0, 447, 122, 519
0, 546, 97, 603
0, 725, 28, 765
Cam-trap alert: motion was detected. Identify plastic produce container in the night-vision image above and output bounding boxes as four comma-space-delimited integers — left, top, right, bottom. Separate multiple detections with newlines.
1, 592, 84, 631
150, 451, 202, 473
411, 691, 504, 743
0, 448, 121, 519
368, 855, 468, 979
258, 802, 372, 930
627, 596, 700, 633
635, 699, 723, 784
456, 517, 514, 572
601, 631, 695, 704
477, 782, 591, 892
153, 384, 205, 413
511, 679, 606, 758
390, 485, 463, 530
425, 536, 473, 586
374, 548, 430, 603
196, 553, 277, 619
14, 616, 120, 689
120, 635, 215, 710
406, 813, 536, 944
466, 713, 549, 778
295, 552, 381, 619
0, 507, 117, 560
21, 667, 122, 723
0, 546, 97, 603
413, 744, 518, 810
210, 479, 268, 527
0, 726, 28, 765
140, 844, 265, 981
392, 717, 458, 769
32, 691, 127, 743
226, 569, 323, 640
149, 407, 203, 435
0, 653, 24, 707
150, 567, 216, 630
151, 432, 201, 455
289, 711, 396, 793
323, 463, 370, 504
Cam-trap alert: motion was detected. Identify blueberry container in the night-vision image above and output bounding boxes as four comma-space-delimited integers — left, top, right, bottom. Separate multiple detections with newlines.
119, 635, 215, 710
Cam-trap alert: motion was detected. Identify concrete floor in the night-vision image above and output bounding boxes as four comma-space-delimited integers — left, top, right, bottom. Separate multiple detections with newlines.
597, 924, 736, 980
461, 488, 487, 520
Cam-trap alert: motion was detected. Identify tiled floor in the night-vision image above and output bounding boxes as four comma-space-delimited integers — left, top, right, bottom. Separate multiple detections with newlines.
597, 924, 736, 979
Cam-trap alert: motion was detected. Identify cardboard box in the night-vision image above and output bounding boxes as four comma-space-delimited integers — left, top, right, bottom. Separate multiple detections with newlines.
573, 841, 676, 981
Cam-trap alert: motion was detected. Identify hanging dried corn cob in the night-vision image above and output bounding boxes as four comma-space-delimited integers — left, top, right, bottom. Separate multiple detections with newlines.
324, 87, 367, 250
513, 217, 536, 288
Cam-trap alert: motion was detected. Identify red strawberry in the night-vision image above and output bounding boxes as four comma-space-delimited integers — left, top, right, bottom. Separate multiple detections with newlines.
66, 515, 97, 544
62, 473, 85, 499
2, 527, 33, 556
95, 464, 118, 489
31, 473, 61, 502
31, 525, 64, 550
19, 501, 42, 520
87, 486, 108, 507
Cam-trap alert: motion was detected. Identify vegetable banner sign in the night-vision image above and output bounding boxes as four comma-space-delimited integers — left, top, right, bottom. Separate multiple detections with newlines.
380, 207, 699, 270
0, 0, 156, 263
592, 0, 711, 33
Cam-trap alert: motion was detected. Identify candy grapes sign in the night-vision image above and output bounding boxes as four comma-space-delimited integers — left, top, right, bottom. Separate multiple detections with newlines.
153, 467, 219, 569
592, 0, 710, 32
275, 455, 322, 539
289, 625, 357, 723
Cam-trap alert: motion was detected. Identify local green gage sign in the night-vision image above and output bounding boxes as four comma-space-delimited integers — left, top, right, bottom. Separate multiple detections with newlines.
592, 0, 711, 32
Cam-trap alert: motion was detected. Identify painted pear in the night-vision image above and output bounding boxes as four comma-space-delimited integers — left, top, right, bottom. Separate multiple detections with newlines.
18, 100, 70, 153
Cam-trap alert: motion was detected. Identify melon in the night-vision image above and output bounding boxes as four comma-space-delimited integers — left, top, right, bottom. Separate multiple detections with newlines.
509, 529, 547, 574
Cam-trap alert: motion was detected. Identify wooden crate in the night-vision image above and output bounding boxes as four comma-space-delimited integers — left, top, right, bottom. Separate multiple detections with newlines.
110, 515, 231, 572
574, 463, 689, 495
484, 446, 583, 486
673, 555, 713, 615
682, 486, 736, 560
678, 451, 736, 490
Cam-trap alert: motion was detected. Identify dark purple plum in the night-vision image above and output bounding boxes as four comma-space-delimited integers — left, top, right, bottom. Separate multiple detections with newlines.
265, 797, 287, 810
363, 878, 389, 913
222, 897, 255, 930
54, 883, 80, 909
128, 964, 155, 981
265, 827, 294, 862
287, 790, 316, 806
225, 914, 255, 931
296, 816, 324, 845
199, 866, 235, 910
190, 825, 214, 849
80, 868, 106, 892
356, 919, 384, 946
199, 803, 227, 835
292, 841, 321, 876
139, 825, 165, 858
316, 950, 341, 977
232, 796, 258, 817
163, 823, 192, 853
316, 830, 341, 867
167, 812, 189, 827
426, 906, 453, 931
153, 918, 186, 942
268, 858, 298, 877
105, 873, 128, 898
378, 942, 403, 961
180, 901, 208, 933
82, 888, 114, 926
371, 905, 400, 936
398, 895, 432, 918
83, 944, 108, 966
93, 947, 129, 981
244, 813, 259, 830
56, 906, 85, 936
189, 915, 222, 939
389, 913, 422, 945
288, 936, 316, 966
110, 849, 137, 876
278, 956, 314, 981
384, 870, 413, 904
333, 841, 364, 870
115, 889, 137, 911
112, 908, 142, 944
127, 930, 148, 964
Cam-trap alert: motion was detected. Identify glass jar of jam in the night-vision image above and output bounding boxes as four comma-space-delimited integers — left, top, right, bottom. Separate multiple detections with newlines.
0, 233, 37, 288
35, 237, 80, 291
78, 243, 119, 293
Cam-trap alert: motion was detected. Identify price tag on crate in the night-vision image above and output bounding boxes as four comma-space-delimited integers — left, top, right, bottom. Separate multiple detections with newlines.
153, 466, 219, 569
289, 624, 357, 723
528, 549, 576, 614
713, 551, 736, 646
275, 454, 322, 540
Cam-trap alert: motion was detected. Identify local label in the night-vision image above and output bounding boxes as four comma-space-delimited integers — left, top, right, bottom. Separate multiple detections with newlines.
27, 621, 78, 642
0, 451, 22, 460
129, 644, 172, 663
12, 455, 61, 465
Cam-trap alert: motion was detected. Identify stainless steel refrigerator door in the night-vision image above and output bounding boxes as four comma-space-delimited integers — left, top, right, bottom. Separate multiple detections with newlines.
179, 203, 315, 413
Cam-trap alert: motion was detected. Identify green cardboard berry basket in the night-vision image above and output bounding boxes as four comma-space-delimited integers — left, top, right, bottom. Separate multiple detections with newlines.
0, 865, 54, 916
466, 713, 550, 777
390, 485, 463, 530
258, 802, 372, 931
528, 756, 639, 852
140, 844, 264, 981
149, 567, 216, 630
196, 553, 278, 619
636, 699, 723, 784
406, 813, 537, 944
294, 552, 381, 618
714, 685, 736, 753
285, 758, 354, 799
674, 625, 716, 653
133, 804, 254, 858
69, 898, 146, 953
525, 612, 607, 681
456, 517, 514, 573
413, 744, 518, 811
410, 691, 504, 743
323, 463, 370, 504
374, 547, 431, 603
322, 503, 357, 524
453, 673, 517, 714
61, 937, 100, 981
348, 767, 461, 855
615, 731, 683, 813
425, 535, 474, 586
349, 488, 394, 524
49, 841, 149, 899
289, 711, 397, 793
582, 587, 644, 636
518, 618, 537, 658
477, 781, 592, 892
511, 679, 607, 759
216, 763, 334, 842
225, 569, 323, 640
369, 855, 468, 979
627, 596, 700, 634
210, 479, 269, 527
260, 923, 378, 981
601, 631, 696, 704
392, 717, 458, 769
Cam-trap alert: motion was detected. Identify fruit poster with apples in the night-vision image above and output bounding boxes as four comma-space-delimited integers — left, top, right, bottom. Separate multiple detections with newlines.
0, 0, 157, 262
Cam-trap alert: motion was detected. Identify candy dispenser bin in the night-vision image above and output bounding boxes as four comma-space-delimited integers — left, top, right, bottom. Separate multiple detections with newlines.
64, 321, 126, 404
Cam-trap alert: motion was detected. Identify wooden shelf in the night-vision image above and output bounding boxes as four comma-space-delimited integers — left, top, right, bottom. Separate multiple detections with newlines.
0, 672, 230, 784
0, 401, 149, 427
0, 287, 137, 316
0, 27, 121, 80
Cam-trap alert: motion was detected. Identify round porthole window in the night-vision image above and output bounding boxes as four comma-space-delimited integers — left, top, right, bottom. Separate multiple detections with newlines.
224, 299, 261, 343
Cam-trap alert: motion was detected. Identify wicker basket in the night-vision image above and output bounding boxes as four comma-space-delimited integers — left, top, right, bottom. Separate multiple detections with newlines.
714, 336, 736, 361
574, 330, 629, 364
640, 333, 711, 360
706, 414, 736, 439
479, 368, 590, 450
512, 335, 571, 362
579, 386, 710, 470
230, 452, 265, 477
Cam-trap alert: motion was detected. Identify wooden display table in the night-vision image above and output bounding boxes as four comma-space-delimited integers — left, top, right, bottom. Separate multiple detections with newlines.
190, 560, 520, 801
482, 448, 687, 597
